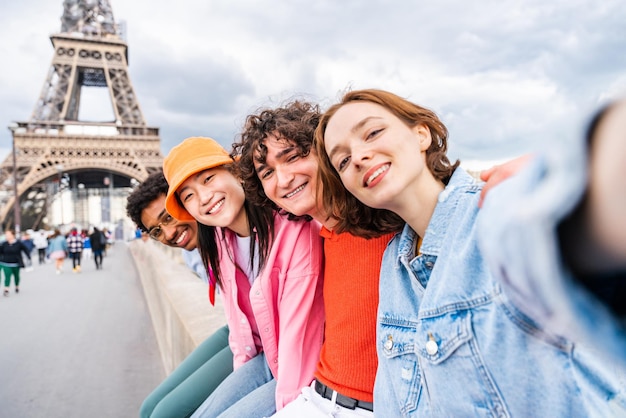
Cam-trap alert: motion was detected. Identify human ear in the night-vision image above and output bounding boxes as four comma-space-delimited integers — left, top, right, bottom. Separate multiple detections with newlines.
412, 123, 432, 151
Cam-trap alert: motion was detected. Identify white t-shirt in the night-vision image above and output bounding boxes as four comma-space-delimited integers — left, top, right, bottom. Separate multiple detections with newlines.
182, 248, 208, 284
234, 235, 259, 286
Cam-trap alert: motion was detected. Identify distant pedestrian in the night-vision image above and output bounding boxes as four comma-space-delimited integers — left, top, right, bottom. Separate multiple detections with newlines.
89, 227, 105, 270
33, 230, 49, 264
20, 231, 35, 272
66, 228, 83, 273
47, 229, 68, 274
0, 229, 32, 296
20, 232, 34, 257
82, 229, 92, 260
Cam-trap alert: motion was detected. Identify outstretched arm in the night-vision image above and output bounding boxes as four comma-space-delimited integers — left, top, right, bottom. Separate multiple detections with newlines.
557, 100, 626, 322
561, 100, 626, 275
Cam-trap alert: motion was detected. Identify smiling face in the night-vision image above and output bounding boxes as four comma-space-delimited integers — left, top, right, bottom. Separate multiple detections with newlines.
323, 101, 434, 213
254, 133, 322, 220
140, 194, 197, 251
177, 166, 248, 237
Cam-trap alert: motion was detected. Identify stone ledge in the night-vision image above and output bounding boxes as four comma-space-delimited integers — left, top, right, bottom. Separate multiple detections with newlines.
128, 239, 227, 374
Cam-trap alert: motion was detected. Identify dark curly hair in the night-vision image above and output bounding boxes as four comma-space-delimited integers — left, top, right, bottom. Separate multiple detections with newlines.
232, 99, 404, 238
231, 100, 320, 221
126, 171, 168, 231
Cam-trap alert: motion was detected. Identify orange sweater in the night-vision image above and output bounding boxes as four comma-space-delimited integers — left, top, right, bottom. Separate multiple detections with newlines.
314, 227, 395, 402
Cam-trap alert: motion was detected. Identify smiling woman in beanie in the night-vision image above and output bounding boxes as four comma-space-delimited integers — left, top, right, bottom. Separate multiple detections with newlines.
162, 137, 325, 418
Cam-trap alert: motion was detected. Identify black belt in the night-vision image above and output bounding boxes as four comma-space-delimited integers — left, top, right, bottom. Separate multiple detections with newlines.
314, 379, 374, 412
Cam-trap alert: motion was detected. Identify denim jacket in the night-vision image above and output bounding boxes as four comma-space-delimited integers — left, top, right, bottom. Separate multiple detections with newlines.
374, 168, 625, 417
46, 235, 67, 254
479, 146, 626, 416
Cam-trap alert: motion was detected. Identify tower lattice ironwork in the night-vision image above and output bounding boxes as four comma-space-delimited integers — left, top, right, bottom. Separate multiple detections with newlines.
1, 0, 162, 230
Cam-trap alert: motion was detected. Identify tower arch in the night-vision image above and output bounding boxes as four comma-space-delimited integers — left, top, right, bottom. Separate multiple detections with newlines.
1, 0, 162, 231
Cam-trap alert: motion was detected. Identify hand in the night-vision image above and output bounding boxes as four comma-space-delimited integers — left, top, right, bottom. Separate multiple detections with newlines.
584, 101, 626, 269
478, 154, 533, 207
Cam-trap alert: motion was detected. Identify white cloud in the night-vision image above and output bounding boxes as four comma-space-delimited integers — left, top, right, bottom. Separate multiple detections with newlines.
1, 0, 625, 165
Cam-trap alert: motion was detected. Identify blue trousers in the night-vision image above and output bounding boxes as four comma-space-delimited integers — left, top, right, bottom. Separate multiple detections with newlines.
191, 352, 277, 418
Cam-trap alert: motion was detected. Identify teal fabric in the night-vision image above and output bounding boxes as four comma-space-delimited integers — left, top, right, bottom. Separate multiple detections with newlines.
140, 325, 233, 418
1, 265, 20, 288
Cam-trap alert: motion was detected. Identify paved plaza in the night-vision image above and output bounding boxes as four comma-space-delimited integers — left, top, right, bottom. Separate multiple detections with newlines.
0, 242, 164, 418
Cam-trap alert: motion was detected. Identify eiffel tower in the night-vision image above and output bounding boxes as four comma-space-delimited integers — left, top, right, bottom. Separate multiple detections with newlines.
0, 0, 162, 233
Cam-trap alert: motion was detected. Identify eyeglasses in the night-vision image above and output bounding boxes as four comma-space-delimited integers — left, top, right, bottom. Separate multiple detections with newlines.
148, 213, 175, 241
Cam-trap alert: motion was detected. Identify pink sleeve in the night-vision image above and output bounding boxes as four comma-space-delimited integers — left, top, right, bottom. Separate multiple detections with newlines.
273, 221, 325, 409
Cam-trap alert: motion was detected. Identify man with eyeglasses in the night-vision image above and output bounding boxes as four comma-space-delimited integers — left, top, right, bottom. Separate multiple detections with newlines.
126, 171, 233, 418
127, 171, 205, 281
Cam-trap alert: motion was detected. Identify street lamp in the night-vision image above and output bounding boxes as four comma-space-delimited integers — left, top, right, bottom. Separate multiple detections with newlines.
55, 164, 64, 225
8, 123, 21, 234
77, 183, 85, 225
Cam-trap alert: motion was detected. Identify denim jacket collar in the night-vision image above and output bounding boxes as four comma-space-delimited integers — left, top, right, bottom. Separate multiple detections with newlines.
395, 168, 481, 263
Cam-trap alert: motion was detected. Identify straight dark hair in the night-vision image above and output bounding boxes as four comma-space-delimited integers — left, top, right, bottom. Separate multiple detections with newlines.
189, 167, 276, 288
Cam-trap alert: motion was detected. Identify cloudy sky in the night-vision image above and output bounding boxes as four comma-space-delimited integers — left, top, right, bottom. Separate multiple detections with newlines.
1, 0, 625, 171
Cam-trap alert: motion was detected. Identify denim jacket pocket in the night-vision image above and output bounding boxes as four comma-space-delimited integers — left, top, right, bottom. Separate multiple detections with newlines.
378, 316, 423, 414
414, 311, 473, 364
378, 313, 483, 416
414, 311, 511, 417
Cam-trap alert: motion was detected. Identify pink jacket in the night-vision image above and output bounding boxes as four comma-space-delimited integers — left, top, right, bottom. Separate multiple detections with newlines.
216, 213, 325, 409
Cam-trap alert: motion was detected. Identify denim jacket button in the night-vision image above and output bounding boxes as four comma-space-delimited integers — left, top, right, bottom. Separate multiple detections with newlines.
384, 335, 394, 351
426, 339, 438, 355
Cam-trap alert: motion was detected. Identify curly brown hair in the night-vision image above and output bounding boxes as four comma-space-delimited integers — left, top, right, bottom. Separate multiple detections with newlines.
232, 99, 404, 238
231, 100, 320, 220
314, 89, 459, 238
